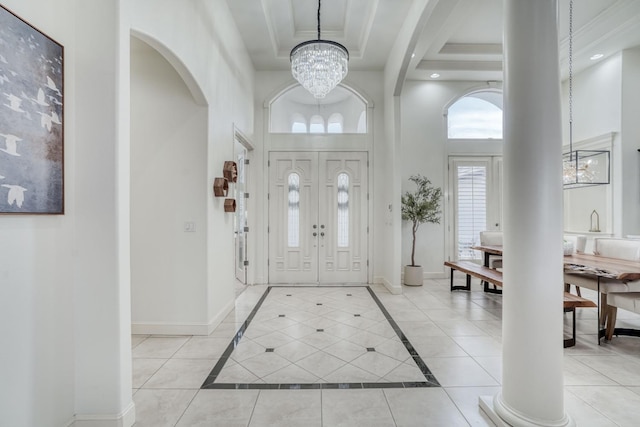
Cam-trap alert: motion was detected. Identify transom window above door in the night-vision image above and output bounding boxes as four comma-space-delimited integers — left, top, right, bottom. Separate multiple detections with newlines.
447, 90, 503, 139
270, 85, 367, 134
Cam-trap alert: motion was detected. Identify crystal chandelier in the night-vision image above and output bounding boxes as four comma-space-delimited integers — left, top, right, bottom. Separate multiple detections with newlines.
290, 0, 349, 99
563, 0, 610, 189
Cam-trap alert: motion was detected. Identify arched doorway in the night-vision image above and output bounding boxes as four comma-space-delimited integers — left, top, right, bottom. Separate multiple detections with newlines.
129, 34, 209, 332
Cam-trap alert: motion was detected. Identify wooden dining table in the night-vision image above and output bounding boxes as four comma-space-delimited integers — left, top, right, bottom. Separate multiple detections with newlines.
471, 245, 640, 279
563, 253, 640, 281
472, 244, 640, 343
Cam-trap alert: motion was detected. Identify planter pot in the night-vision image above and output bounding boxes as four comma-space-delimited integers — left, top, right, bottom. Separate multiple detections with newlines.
404, 265, 424, 286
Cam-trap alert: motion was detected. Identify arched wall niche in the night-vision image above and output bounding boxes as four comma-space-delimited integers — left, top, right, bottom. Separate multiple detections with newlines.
266, 80, 373, 134
130, 29, 208, 106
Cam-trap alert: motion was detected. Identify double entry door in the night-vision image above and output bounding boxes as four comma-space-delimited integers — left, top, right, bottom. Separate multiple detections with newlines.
268, 151, 368, 283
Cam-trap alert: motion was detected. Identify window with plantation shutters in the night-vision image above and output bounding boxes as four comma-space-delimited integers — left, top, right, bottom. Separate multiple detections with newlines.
456, 165, 487, 260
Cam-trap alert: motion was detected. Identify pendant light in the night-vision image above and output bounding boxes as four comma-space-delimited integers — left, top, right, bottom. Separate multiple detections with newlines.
563, 0, 610, 189
290, 0, 349, 99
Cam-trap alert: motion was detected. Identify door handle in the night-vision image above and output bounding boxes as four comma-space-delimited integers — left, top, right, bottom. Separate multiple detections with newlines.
313, 232, 317, 237
313, 224, 317, 229
320, 224, 325, 229
320, 232, 325, 237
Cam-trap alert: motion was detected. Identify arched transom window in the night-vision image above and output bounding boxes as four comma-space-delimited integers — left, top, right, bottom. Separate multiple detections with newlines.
447, 90, 503, 139
270, 85, 367, 134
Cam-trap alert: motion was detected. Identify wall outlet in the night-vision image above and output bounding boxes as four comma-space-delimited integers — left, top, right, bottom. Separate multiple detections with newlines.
184, 221, 196, 232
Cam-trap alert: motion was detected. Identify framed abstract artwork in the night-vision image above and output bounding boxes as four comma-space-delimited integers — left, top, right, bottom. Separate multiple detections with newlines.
0, 5, 64, 214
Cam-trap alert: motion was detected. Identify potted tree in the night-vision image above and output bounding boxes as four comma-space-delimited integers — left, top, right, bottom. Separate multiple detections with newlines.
401, 174, 443, 286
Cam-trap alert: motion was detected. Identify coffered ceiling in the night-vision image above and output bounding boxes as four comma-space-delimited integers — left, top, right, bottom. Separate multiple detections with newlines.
226, 0, 640, 82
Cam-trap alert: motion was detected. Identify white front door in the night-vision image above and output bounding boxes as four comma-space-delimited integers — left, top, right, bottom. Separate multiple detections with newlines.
268, 151, 368, 283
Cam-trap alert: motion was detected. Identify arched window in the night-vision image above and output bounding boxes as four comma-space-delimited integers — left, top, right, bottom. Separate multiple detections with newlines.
309, 115, 325, 133
356, 111, 366, 133
270, 86, 367, 133
447, 91, 503, 139
291, 113, 307, 133
327, 113, 344, 134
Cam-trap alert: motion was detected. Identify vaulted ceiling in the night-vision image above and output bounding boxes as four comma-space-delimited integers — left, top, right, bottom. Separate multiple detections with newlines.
226, 0, 640, 82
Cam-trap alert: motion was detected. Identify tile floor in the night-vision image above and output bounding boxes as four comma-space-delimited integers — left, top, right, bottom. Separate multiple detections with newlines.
132, 278, 640, 426
200, 286, 437, 388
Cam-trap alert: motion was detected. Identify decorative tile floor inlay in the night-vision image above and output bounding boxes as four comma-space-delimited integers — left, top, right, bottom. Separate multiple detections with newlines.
201, 286, 440, 389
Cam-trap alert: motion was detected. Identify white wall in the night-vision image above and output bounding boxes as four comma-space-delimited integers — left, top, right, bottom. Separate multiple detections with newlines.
130, 39, 209, 333
561, 54, 622, 236
382, 0, 435, 290
0, 0, 132, 425
400, 80, 503, 277
620, 47, 640, 236
1, 0, 255, 424
129, 0, 255, 331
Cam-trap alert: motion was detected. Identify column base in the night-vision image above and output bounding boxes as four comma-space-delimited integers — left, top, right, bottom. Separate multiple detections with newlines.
479, 395, 510, 427
479, 394, 575, 427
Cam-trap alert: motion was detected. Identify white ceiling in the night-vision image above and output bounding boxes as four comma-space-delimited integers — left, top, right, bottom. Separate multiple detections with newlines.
226, 0, 640, 82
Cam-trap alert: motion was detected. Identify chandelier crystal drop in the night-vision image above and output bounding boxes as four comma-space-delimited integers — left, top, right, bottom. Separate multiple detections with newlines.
290, 0, 349, 99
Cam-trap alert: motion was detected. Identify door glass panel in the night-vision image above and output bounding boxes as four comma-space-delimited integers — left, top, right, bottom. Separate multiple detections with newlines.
337, 173, 349, 247
236, 154, 245, 266
457, 166, 487, 260
288, 173, 300, 247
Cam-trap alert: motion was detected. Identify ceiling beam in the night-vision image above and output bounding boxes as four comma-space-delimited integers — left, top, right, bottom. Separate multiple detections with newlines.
417, 60, 502, 72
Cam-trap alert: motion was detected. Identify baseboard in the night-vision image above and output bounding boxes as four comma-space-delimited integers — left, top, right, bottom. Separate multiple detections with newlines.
131, 320, 210, 336
132, 296, 237, 336
374, 276, 403, 295
206, 297, 236, 335
72, 402, 135, 427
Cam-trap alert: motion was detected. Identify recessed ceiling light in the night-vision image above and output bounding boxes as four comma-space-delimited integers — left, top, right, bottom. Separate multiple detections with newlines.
590, 53, 604, 60
430, 73, 440, 79
411, 53, 416, 59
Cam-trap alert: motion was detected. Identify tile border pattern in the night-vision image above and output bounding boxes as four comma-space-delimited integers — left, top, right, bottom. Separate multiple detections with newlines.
201, 285, 440, 389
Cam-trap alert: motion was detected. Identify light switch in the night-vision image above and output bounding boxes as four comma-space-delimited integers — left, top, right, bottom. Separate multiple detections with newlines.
184, 221, 196, 232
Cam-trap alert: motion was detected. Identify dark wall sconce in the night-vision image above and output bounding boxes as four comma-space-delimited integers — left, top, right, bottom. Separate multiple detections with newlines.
223, 161, 238, 183
224, 198, 236, 212
213, 177, 228, 197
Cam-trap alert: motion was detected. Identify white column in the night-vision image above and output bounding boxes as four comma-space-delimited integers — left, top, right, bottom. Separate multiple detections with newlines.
480, 1, 574, 426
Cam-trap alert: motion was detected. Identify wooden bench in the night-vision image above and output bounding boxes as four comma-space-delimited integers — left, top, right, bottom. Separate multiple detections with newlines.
444, 260, 503, 292
563, 293, 597, 347
444, 260, 596, 347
